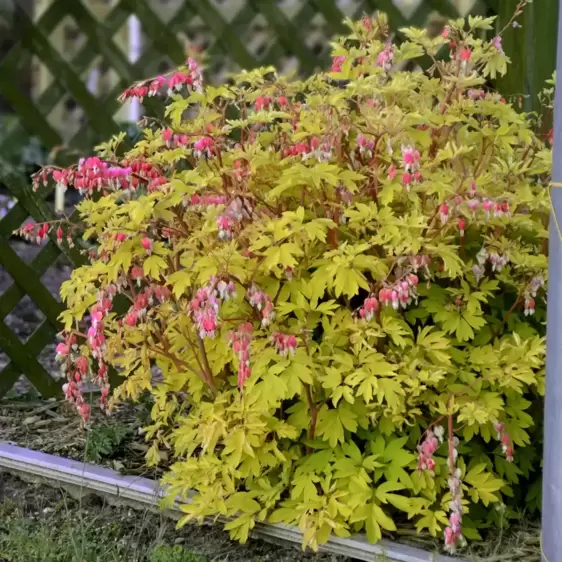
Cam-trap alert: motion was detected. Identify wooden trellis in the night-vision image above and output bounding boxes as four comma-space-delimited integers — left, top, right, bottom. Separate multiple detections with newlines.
0, 0, 556, 397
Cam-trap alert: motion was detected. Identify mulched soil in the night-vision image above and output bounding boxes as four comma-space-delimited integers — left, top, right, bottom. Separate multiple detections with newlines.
0, 397, 156, 475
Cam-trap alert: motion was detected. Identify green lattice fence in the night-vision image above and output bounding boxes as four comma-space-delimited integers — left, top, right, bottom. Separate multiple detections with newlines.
0, 0, 557, 397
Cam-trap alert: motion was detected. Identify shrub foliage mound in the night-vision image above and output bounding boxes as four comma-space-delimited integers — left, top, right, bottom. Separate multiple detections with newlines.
35, 13, 551, 553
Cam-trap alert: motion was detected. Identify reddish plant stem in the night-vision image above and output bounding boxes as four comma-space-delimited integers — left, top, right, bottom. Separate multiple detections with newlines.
493, 294, 523, 339
447, 397, 455, 474
149, 343, 207, 387
416, 414, 446, 448
197, 334, 217, 391
304, 383, 318, 444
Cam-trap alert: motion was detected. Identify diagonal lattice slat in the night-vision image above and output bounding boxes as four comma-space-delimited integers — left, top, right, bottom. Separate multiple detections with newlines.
0, 163, 85, 397
0, 2, 132, 157
184, 0, 259, 70
17, 6, 121, 141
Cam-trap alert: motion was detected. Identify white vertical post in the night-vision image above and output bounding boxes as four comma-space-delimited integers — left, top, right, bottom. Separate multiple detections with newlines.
542, 4, 562, 561
127, 14, 142, 123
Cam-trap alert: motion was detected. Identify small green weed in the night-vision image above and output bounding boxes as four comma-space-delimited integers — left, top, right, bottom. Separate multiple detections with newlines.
84, 422, 133, 463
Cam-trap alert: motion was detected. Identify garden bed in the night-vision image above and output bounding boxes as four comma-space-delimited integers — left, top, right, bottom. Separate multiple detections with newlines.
0, 395, 543, 561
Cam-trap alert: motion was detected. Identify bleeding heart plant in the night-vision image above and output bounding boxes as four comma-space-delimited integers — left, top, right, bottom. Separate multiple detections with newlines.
22, 10, 551, 555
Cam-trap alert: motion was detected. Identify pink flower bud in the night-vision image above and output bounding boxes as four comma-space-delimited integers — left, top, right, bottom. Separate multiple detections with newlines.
125, 311, 138, 326
56, 343, 69, 357
459, 48, 472, 62
439, 203, 449, 225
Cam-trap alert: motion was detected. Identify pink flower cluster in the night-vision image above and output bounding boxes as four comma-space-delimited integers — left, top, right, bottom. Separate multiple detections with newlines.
444, 436, 464, 553
434, 186, 512, 235
193, 136, 214, 158
119, 58, 203, 102
62, 379, 90, 421
57, 290, 117, 419
491, 36, 504, 54
162, 129, 189, 148
229, 322, 253, 389
402, 145, 420, 172
523, 297, 536, 316
282, 143, 311, 159
357, 135, 375, 157
141, 237, 152, 253
87, 297, 112, 360
255, 95, 272, 111
493, 421, 514, 462
247, 285, 275, 327
189, 278, 236, 339
74, 157, 132, 193
362, 15, 372, 32
59, 346, 106, 421
400, 145, 421, 189
523, 274, 544, 316
124, 284, 171, 327
409, 254, 431, 273
439, 203, 450, 225
304, 136, 333, 163
33, 155, 167, 197
130, 265, 144, 285
476, 247, 509, 274
14, 222, 73, 246
467, 88, 486, 101
120, 158, 166, 193
465, 194, 510, 220
417, 426, 443, 472
233, 159, 251, 182
358, 296, 379, 321
331, 56, 346, 73
119, 76, 167, 101
189, 194, 227, 208
217, 216, 233, 240
376, 43, 394, 71
379, 274, 419, 310
166, 71, 193, 96
217, 279, 237, 301
55, 333, 76, 361
271, 332, 298, 356
459, 48, 472, 63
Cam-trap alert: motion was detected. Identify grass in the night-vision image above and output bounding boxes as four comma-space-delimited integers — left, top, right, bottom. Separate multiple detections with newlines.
0, 476, 205, 562
0, 473, 347, 562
